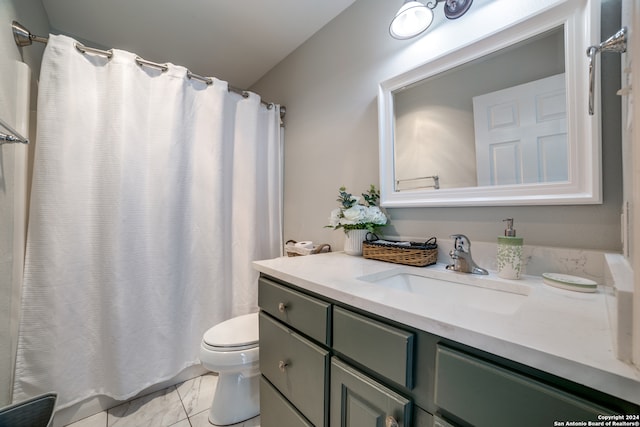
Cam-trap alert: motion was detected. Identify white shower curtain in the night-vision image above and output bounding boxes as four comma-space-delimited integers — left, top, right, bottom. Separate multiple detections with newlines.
13, 34, 283, 409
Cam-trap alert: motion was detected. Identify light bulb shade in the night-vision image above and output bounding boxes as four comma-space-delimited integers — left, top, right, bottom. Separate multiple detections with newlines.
389, 1, 434, 40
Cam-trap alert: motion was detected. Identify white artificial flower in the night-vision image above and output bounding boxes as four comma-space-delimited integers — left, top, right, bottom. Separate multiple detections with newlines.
341, 205, 366, 224
328, 186, 388, 231
365, 206, 387, 225
328, 208, 342, 227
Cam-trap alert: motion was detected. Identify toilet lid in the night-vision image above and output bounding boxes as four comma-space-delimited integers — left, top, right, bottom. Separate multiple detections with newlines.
203, 312, 259, 348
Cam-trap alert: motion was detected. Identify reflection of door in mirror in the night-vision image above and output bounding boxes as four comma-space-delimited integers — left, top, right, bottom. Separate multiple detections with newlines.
473, 73, 567, 186
393, 26, 565, 191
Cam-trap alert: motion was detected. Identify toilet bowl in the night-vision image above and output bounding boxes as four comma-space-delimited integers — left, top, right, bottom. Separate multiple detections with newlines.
199, 312, 260, 426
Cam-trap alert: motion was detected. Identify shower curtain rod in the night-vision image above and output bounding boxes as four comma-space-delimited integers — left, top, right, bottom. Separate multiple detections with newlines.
12, 21, 286, 121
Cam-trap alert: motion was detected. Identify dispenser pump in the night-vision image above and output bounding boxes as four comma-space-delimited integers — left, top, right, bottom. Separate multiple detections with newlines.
503, 218, 516, 237
498, 217, 522, 279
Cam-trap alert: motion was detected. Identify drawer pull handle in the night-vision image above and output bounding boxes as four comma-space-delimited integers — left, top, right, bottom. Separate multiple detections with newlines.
278, 302, 287, 313
433, 416, 455, 427
385, 415, 399, 427
278, 360, 289, 372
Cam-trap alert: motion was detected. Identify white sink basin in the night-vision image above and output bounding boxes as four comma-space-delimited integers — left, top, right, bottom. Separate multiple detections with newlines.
358, 270, 530, 315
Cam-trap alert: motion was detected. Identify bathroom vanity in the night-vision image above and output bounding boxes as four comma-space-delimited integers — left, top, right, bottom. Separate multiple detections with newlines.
254, 252, 640, 427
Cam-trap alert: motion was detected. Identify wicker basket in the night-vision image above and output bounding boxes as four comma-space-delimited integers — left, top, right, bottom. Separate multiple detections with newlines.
285, 240, 331, 257
362, 236, 437, 267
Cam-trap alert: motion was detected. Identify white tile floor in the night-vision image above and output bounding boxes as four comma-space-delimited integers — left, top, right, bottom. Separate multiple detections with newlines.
64, 374, 260, 427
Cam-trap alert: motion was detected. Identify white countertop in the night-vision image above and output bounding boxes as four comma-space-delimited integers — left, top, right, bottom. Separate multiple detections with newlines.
253, 251, 640, 406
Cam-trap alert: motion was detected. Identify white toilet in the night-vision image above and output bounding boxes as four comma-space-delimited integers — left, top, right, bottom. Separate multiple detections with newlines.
199, 312, 260, 426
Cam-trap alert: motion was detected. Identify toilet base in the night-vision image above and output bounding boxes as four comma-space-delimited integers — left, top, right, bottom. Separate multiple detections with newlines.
208, 371, 260, 426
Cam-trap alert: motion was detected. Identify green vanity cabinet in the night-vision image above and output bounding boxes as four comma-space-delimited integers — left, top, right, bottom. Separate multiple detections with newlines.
258, 275, 418, 427
330, 357, 412, 426
257, 273, 639, 427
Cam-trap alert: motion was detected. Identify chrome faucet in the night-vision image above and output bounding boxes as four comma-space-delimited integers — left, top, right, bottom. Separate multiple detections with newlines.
446, 234, 488, 275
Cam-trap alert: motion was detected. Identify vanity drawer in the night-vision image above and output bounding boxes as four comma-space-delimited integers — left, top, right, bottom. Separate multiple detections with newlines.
259, 312, 329, 427
434, 345, 614, 427
333, 306, 414, 389
259, 276, 331, 345
259, 376, 313, 427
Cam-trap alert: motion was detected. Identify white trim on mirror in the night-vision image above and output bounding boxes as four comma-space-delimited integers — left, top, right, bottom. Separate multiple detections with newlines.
378, 0, 601, 207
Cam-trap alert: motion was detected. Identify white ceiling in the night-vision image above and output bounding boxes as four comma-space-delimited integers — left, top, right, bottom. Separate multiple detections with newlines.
41, 0, 357, 89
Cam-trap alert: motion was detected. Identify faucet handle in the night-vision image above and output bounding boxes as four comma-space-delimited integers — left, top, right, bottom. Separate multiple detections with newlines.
450, 234, 470, 251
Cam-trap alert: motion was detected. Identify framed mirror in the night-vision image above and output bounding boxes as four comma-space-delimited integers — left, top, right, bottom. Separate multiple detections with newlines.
378, 0, 601, 207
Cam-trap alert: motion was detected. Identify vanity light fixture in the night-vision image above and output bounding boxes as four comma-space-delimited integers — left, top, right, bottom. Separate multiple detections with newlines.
389, 0, 473, 40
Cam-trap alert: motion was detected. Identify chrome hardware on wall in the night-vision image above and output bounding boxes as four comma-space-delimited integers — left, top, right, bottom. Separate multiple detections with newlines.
587, 27, 627, 115
0, 117, 28, 145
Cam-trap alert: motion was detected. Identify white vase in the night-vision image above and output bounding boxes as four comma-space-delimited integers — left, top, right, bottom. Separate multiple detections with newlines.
344, 229, 368, 256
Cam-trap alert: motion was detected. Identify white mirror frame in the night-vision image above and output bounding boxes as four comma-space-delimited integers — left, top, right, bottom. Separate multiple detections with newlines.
378, 0, 601, 207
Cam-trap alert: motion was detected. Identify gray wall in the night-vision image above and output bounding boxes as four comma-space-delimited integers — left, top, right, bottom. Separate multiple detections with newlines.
0, 0, 49, 406
252, 0, 622, 253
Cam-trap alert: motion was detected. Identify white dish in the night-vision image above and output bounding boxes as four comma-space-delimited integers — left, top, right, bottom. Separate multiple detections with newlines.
542, 273, 598, 293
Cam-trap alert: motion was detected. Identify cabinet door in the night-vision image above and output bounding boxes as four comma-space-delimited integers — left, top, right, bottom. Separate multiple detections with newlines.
435, 345, 614, 427
331, 357, 412, 427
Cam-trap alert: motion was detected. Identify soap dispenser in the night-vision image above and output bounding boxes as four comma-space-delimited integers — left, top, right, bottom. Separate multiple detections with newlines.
497, 218, 523, 279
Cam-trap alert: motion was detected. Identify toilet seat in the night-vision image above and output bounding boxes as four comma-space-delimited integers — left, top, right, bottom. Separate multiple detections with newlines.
202, 312, 258, 352
201, 341, 257, 352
